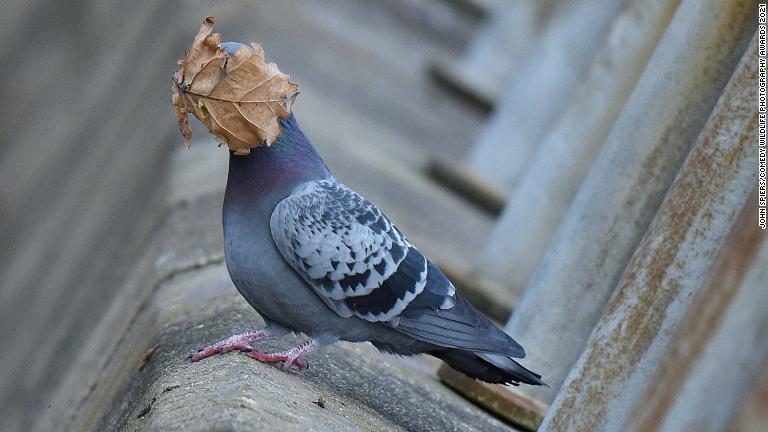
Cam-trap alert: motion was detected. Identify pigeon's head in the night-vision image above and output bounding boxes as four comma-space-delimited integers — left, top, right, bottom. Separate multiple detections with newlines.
219, 41, 251, 56
172, 17, 299, 155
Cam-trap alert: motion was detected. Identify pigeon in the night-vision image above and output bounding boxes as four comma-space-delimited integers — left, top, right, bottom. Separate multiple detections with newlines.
189, 43, 544, 387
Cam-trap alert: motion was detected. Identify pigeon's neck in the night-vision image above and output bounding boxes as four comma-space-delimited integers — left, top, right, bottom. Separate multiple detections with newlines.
224, 114, 331, 212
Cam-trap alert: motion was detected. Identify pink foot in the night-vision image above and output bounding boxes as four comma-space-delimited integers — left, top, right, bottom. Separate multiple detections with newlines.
246, 351, 309, 369
245, 340, 320, 370
190, 330, 272, 362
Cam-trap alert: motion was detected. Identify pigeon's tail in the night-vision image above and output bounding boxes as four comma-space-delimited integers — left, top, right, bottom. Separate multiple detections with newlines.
433, 349, 546, 386
394, 287, 545, 386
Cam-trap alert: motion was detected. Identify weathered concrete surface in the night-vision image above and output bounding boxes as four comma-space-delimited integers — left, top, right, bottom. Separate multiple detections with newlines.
108, 265, 514, 432
0, 3, 182, 430
34, 193, 515, 431
35, 193, 225, 432
477, 0, 681, 299
503, 0, 755, 405
541, 30, 759, 431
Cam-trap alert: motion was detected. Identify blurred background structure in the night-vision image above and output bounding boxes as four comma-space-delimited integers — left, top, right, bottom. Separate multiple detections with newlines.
0, 0, 763, 431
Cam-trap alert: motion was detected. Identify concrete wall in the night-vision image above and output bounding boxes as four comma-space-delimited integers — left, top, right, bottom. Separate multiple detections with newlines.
0, 3, 182, 429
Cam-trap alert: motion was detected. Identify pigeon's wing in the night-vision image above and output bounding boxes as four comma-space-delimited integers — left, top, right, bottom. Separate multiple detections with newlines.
271, 179, 524, 357
270, 179, 430, 321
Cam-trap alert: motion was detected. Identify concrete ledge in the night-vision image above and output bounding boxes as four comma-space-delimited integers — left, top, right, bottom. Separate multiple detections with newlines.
42, 193, 516, 432
104, 264, 515, 431
35, 193, 225, 431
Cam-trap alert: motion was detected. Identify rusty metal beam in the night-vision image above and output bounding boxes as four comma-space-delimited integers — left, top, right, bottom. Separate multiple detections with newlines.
501, 0, 755, 407
622, 191, 768, 431
541, 30, 759, 431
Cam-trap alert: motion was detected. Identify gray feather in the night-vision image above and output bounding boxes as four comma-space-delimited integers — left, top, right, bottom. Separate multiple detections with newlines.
271, 179, 427, 321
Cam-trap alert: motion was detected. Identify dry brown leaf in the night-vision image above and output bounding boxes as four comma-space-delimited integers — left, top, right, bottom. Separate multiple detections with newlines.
171, 16, 299, 155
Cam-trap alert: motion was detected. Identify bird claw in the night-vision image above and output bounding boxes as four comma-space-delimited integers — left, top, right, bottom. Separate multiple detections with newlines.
191, 343, 255, 362
190, 333, 318, 371
189, 330, 272, 362
245, 350, 309, 370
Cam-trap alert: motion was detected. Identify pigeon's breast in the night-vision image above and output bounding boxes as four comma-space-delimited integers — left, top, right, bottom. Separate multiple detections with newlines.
223, 206, 305, 322
222, 205, 377, 341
